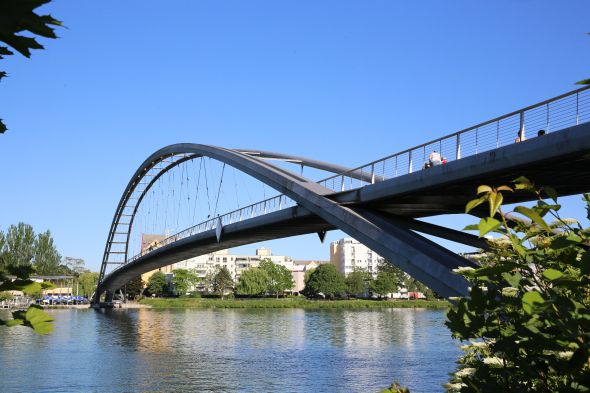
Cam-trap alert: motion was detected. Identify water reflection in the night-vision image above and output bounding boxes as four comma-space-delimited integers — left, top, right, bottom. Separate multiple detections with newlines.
0, 308, 459, 392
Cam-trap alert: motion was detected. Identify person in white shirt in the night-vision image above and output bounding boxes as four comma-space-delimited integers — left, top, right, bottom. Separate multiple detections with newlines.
429, 150, 442, 166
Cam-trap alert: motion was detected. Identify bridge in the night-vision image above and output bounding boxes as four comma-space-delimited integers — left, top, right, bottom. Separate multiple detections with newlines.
94, 86, 590, 304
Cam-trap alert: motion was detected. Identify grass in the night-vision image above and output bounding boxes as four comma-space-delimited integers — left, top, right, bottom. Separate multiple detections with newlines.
139, 297, 449, 309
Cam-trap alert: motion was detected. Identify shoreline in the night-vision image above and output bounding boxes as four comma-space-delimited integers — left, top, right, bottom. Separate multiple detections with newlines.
139, 298, 449, 310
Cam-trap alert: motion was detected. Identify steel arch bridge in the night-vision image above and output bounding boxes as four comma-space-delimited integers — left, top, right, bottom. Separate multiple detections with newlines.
94, 86, 590, 305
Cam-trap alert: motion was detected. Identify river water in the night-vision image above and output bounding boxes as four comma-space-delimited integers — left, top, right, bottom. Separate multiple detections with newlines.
0, 308, 460, 392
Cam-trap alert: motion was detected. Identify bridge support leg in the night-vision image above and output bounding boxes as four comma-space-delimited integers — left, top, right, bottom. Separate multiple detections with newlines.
333, 207, 478, 298
378, 213, 491, 251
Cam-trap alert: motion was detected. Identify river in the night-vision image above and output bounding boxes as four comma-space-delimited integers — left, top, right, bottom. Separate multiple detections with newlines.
0, 308, 460, 392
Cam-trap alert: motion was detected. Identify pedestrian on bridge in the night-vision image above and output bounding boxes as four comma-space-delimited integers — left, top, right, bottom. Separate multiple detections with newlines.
428, 150, 443, 166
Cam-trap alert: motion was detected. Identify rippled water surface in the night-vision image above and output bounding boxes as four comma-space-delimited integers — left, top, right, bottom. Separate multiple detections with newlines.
0, 308, 460, 392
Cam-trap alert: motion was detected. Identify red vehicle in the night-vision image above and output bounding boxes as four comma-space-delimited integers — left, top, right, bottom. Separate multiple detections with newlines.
408, 292, 426, 300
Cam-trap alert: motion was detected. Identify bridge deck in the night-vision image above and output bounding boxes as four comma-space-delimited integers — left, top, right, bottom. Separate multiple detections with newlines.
333, 122, 590, 216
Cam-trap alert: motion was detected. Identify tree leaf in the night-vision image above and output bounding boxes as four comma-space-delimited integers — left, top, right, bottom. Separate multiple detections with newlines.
489, 191, 503, 217
576, 78, 590, 85
478, 217, 502, 237
542, 268, 564, 281
580, 252, 590, 276
24, 305, 54, 335
551, 236, 580, 250
522, 291, 544, 314
513, 176, 534, 191
543, 186, 558, 203
496, 185, 513, 192
463, 224, 479, 231
477, 185, 493, 195
514, 206, 551, 232
5, 318, 24, 327
466, 196, 487, 214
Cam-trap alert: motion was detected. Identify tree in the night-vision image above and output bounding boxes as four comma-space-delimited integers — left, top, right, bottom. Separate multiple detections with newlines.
171, 269, 200, 296
259, 259, 293, 298
63, 257, 87, 275
236, 267, 269, 297
445, 178, 590, 392
33, 230, 61, 275
371, 271, 398, 298
3, 223, 35, 270
404, 276, 434, 298
303, 264, 346, 299
0, 0, 63, 133
345, 269, 373, 296
122, 275, 144, 300
146, 271, 168, 296
78, 272, 99, 298
213, 266, 233, 299
202, 271, 215, 294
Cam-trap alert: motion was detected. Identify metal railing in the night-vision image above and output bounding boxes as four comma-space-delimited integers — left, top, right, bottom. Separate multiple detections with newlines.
318, 86, 590, 192
124, 194, 296, 265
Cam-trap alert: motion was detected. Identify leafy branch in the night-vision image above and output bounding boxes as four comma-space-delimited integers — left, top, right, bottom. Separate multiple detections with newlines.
447, 177, 590, 392
0, 0, 63, 133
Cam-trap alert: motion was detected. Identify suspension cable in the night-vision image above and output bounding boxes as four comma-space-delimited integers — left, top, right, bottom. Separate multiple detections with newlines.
204, 158, 212, 218
213, 163, 226, 217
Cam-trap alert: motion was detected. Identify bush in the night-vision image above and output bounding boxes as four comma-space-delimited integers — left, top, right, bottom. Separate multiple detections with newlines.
445, 179, 590, 392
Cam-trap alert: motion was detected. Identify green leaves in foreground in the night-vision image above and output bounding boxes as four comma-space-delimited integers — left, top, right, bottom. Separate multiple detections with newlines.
1, 305, 54, 335
0, 0, 63, 133
446, 180, 590, 392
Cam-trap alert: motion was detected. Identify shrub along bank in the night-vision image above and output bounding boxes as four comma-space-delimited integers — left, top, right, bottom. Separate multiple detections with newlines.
139, 297, 449, 309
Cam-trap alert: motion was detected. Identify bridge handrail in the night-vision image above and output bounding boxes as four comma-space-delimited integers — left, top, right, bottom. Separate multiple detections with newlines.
125, 193, 296, 264
318, 85, 590, 191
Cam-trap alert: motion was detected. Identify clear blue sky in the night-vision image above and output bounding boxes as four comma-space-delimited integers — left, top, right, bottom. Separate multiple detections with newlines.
1, 0, 589, 272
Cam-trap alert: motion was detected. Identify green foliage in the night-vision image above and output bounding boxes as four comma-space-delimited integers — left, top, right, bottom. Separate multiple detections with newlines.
0, 291, 12, 301
0, 223, 68, 277
63, 257, 87, 276
33, 230, 61, 275
0, 304, 54, 334
371, 271, 399, 297
0, 265, 54, 335
171, 269, 200, 296
146, 271, 168, 296
0, 0, 63, 133
213, 266, 234, 299
404, 276, 435, 298
78, 272, 99, 298
120, 275, 143, 299
258, 259, 293, 298
141, 297, 449, 309
236, 267, 270, 296
446, 178, 590, 392
1, 223, 35, 271
303, 264, 346, 298
345, 269, 373, 296
379, 381, 411, 393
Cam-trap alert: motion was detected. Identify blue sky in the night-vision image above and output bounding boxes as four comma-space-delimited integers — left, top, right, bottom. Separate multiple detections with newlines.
1, 0, 589, 272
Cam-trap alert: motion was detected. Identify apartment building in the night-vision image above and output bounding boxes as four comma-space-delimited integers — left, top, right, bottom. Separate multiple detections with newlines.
329, 238, 384, 277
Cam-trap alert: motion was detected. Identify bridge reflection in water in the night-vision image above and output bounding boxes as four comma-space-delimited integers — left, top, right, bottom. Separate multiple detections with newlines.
95, 86, 590, 303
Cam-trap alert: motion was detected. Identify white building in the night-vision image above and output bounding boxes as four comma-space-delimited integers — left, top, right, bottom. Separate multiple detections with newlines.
330, 238, 384, 277
170, 247, 293, 282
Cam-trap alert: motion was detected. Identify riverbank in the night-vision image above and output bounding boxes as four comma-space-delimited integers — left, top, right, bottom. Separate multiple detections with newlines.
140, 297, 449, 309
